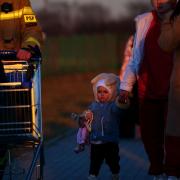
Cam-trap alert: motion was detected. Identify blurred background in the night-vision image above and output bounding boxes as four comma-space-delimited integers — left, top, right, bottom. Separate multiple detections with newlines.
30, 0, 151, 141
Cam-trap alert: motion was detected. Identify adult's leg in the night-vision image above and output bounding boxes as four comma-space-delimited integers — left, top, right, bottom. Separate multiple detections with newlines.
139, 99, 167, 175
164, 66, 180, 177
165, 136, 180, 177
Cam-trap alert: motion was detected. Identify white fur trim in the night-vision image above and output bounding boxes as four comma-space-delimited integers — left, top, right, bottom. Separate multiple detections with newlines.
96, 79, 111, 93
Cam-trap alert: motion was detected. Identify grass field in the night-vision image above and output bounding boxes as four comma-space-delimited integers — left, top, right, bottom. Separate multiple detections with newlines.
42, 33, 127, 75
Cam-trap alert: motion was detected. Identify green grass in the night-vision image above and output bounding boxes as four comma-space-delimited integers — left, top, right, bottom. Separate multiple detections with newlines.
42, 33, 126, 76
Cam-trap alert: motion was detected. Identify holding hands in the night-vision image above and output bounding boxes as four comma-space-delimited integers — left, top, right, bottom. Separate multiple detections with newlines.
118, 89, 130, 104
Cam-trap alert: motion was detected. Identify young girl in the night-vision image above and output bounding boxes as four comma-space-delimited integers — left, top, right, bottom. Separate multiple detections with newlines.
73, 73, 129, 180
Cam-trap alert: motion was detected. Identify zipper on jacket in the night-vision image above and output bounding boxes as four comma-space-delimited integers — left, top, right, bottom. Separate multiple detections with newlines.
101, 117, 104, 136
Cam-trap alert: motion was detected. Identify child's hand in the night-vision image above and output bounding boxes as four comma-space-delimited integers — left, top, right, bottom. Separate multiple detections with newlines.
84, 110, 93, 122
83, 110, 93, 132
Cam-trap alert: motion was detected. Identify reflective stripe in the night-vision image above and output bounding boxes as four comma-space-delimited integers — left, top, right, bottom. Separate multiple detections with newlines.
25, 37, 41, 47
24, 14, 37, 23
0, 6, 34, 21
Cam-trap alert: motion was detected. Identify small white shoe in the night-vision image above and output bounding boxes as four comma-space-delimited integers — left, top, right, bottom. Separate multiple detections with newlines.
167, 176, 179, 180
88, 175, 97, 180
153, 174, 166, 180
112, 174, 120, 180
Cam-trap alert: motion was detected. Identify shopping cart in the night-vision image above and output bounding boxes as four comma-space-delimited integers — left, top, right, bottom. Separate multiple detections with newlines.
0, 50, 44, 180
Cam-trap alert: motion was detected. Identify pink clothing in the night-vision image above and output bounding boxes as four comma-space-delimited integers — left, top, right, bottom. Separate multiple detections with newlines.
77, 127, 89, 144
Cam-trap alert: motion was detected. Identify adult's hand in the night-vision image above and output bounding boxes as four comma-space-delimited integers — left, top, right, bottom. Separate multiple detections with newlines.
118, 89, 129, 104
16, 49, 32, 61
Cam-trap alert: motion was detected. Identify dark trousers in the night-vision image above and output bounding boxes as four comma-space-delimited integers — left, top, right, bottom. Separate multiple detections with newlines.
165, 136, 180, 176
139, 99, 167, 175
89, 142, 120, 176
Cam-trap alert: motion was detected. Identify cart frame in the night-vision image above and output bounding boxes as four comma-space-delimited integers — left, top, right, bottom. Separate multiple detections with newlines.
0, 50, 44, 180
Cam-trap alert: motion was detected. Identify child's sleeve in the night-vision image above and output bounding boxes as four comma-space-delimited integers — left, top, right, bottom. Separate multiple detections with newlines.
111, 98, 129, 116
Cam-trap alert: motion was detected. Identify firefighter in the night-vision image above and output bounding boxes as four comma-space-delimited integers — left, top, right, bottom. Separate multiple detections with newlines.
0, 0, 43, 58
0, 0, 43, 179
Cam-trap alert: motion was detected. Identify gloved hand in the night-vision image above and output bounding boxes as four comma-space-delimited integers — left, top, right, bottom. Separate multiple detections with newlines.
118, 89, 130, 104
16, 49, 32, 61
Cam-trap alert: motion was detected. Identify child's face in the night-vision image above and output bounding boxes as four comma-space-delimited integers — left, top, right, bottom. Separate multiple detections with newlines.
151, 0, 176, 13
97, 86, 110, 103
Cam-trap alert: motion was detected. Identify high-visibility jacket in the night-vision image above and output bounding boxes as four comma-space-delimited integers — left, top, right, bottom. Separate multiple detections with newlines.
0, 0, 43, 51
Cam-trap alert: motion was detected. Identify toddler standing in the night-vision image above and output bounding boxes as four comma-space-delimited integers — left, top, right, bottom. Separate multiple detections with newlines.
73, 73, 129, 180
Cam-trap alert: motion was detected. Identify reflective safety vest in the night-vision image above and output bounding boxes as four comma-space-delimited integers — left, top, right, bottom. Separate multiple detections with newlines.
0, 0, 43, 50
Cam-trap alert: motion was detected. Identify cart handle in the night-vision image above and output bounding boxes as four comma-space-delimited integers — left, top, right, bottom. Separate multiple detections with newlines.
0, 50, 41, 62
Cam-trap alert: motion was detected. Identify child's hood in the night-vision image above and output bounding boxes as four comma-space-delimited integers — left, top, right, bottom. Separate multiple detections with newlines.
91, 73, 120, 102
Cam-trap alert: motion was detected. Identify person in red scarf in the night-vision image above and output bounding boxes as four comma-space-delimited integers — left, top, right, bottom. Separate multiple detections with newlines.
119, 0, 177, 179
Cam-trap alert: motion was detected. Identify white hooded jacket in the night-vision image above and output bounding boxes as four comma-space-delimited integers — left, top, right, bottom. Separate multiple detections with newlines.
120, 12, 154, 92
